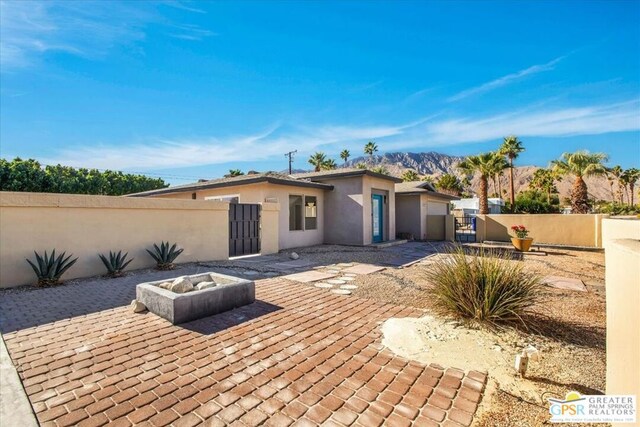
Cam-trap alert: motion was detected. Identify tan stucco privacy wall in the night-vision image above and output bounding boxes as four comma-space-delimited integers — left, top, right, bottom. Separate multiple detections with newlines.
151, 183, 321, 251
0, 192, 230, 288
475, 214, 608, 247
396, 194, 453, 241
603, 219, 640, 416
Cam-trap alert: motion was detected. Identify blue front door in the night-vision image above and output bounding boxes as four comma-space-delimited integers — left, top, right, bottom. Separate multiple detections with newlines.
372, 194, 384, 243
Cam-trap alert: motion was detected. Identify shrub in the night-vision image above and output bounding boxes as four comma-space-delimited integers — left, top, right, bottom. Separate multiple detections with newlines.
146, 241, 184, 270
26, 250, 78, 286
424, 247, 542, 326
98, 250, 134, 277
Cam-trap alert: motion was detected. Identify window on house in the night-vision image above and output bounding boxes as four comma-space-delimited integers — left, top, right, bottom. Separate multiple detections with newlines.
289, 195, 303, 231
304, 196, 317, 230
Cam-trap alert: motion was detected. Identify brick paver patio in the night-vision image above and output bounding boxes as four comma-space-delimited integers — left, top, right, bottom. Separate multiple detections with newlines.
1, 276, 486, 426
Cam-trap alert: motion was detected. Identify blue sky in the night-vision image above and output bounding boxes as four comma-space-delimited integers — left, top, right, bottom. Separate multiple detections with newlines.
1, 0, 639, 185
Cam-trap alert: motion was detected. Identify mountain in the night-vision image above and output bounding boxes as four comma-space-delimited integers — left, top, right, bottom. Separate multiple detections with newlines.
340, 151, 616, 202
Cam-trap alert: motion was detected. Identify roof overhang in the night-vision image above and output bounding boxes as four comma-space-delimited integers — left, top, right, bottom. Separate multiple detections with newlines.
298, 169, 403, 183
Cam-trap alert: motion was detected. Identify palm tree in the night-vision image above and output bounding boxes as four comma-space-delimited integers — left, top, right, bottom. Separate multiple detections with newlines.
609, 165, 625, 204
228, 169, 243, 177
340, 149, 350, 165
435, 173, 463, 196
622, 168, 640, 206
364, 141, 378, 162
488, 153, 509, 199
370, 165, 390, 175
401, 169, 420, 182
530, 168, 561, 203
321, 158, 337, 170
458, 152, 497, 214
308, 152, 327, 172
499, 135, 525, 212
551, 150, 608, 214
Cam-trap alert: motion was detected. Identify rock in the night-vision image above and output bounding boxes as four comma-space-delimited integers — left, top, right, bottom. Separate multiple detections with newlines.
130, 300, 147, 313
170, 276, 194, 293
157, 281, 172, 289
340, 284, 358, 290
331, 289, 351, 295
190, 274, 213, 285
196, 281, 217, 290
290, 252, 299, 260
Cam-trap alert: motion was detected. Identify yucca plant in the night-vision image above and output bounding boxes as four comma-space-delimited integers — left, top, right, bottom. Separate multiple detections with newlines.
146, 241, 184, 270
98, 250, 133, 277
424, 246, 542, 327
26, 250, 78, 286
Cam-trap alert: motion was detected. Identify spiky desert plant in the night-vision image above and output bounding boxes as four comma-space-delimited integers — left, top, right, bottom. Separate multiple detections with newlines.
26, 250, 78, 286
98, 250, 133, 277
424, 247, 542, 326
146, 242, 184, 270
551, 150, 608, 214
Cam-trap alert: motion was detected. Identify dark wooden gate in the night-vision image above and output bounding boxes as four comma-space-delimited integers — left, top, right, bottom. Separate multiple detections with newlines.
229, 203, 261, 257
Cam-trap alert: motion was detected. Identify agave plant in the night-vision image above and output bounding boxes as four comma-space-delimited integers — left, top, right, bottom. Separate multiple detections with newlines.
98, 250, 133, 277
26, 250, 78, 286
146, 241, 184, 270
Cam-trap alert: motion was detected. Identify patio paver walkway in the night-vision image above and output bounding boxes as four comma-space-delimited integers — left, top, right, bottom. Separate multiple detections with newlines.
1, 278, 486, 426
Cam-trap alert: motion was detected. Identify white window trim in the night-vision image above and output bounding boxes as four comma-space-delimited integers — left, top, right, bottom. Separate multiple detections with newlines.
204, 194, 240, 202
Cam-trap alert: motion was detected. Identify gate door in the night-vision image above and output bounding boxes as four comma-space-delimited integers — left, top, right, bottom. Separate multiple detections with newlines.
454, 215, 477, 243
229, 203, 261, 257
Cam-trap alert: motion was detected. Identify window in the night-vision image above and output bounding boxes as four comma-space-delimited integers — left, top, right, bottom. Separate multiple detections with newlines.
289, 195, 303, 230
304, 196, 317, 230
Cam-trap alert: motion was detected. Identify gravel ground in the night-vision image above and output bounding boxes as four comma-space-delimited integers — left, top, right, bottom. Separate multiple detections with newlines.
341, 247, 607, 427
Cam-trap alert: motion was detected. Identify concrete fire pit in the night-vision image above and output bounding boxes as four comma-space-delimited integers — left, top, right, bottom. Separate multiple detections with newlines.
136, 272, 255, 324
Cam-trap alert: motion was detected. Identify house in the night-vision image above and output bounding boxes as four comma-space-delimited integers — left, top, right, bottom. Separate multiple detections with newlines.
452, 196, 505, 215
394, 181, 460, 241
130, 169, 402, 251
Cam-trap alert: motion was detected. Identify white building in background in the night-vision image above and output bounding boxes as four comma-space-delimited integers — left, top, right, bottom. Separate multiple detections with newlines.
452, 196, 505, 215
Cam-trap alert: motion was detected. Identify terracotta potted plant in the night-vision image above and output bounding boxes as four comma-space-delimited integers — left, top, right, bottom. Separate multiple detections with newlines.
510, 225, 533, 252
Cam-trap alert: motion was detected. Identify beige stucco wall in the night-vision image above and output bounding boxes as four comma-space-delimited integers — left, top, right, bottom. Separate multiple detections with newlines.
0, 192, 229, 288
602, 217, 640, 245
362, 176, 396, 245
151, 182, 323, 250
604, 238, 640, 409
395, 195, 421, 240
258, 202, 280, 255
476, 214, 608, 247
425, 215, 446, 241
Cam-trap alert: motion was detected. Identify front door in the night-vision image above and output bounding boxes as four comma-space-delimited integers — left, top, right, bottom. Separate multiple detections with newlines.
372, 194, 384, 243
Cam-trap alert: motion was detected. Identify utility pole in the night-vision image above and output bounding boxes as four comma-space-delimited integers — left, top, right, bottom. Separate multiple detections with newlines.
285, 150, 297, 175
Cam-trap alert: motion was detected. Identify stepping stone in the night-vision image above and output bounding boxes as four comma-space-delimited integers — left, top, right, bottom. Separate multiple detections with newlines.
331, 289, 352, 295
282, 271, 337, 283
326, 269, 341, 274
340, 284, 358, 290
315, 283, 334, 288
327, 279, 346, 285
543, 276, 586, 292
339, 276, 355, 281
341, 264, 386, 275
343, 273, 357, 277
337, 263, 354, 267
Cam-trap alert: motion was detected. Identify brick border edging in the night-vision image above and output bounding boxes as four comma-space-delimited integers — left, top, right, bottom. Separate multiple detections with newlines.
0, 333, 39, 427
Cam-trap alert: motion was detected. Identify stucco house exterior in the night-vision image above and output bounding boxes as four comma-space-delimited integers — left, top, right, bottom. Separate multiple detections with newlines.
131, 169, 402, 251
395, 181, 459, 241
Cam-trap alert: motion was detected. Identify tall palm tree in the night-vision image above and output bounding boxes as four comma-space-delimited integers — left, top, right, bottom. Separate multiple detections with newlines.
622, 168, 640, 206
458, 152, 497, 214
530, 168, 561, 203
499, 136, 525, 212
488, 153, 509, 199
551, 150, 608, 214
340, 149, 350, 165
364, 141, 378, 162
608, 165, 625, 204
308, 152, 327, 172
321, 158, 337, 170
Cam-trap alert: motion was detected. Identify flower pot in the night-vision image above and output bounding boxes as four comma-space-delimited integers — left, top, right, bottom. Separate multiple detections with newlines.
511, 237, 533, 252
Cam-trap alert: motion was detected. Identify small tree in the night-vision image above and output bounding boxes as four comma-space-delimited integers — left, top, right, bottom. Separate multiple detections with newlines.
551, 150, 608, 214
401, 169, 420, 182
228, 169, 244, 177
529, 168, 561, 203
435, 173, 463, 196
340, 149, 350, 165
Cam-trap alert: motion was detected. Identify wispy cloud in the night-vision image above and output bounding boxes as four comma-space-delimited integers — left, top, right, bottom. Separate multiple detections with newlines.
424, 100, 640, 144
447, 57, 565, 102
0, 1, 213, 70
